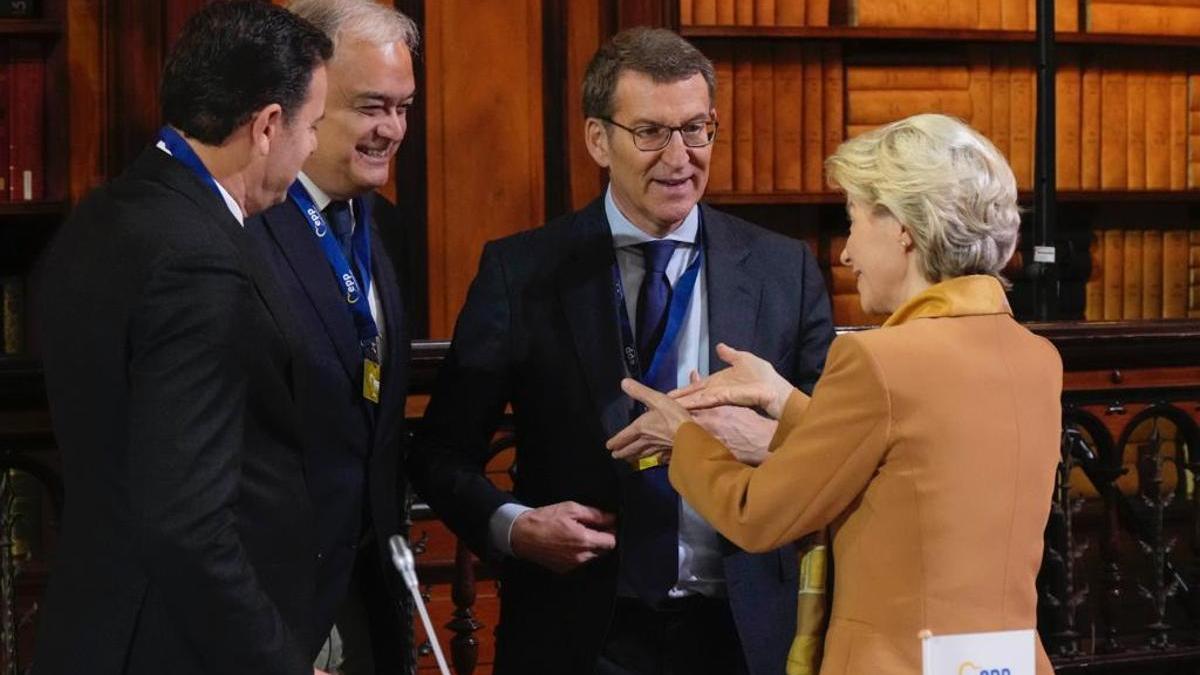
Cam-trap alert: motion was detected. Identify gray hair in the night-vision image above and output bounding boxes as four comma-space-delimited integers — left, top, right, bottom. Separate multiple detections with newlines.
825, 113, 1020, 286
287, 0, 419, 54
582, 27, 715, 120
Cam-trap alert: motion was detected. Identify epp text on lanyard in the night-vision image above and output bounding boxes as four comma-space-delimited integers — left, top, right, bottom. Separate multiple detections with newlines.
287, 180, 383, 403
614, 232, 705, 471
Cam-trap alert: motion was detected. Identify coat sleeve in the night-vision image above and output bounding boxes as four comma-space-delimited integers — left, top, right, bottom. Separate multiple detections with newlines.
127, 250, 308, 675
669, 334, 891, 553
406, 241, 518, 559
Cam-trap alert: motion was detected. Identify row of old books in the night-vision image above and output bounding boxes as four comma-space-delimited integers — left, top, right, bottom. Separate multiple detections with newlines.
1055, 53, 1200, 191
709, 44, 1033, 192
709, 43, 1200, 193
681, 0, 830, 26
1087, 0, 1200, 37
1084, 229, 1200, 321
682, 0, 1075, 29
4, 468, 45, 561
707, 43, 844, 193
1, 276, 24, 355
838, 0, 1076, 30
0, 39, 46, 202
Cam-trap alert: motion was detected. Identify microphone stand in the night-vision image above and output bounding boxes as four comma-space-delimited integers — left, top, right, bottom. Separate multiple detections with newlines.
389, 534, 451, 675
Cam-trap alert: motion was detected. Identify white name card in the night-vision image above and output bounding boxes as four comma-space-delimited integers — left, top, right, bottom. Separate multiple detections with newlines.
921, 628, 1035, 675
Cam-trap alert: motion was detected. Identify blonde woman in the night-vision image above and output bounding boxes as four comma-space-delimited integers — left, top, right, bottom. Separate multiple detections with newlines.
609, 113, 1061, 674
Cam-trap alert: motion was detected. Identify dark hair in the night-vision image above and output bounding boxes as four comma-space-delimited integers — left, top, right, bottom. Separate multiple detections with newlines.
581, 27, 715, 120
161, 0, 333, 145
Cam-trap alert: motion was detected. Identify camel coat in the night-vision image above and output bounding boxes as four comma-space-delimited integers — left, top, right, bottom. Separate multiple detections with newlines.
670, 275, 1061, 674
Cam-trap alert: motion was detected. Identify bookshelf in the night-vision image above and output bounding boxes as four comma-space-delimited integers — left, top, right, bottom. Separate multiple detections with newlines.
0, 2, 67, 671
661, 0, 1200, 327
0, 0, 66, 362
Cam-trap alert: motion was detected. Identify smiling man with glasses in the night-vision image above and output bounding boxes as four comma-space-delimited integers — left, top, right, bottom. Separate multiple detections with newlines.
408, 26, 834, 675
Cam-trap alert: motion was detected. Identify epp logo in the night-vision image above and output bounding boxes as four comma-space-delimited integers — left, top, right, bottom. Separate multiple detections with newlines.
306, 206, 328, 237
957, 663, 1011, 675
342, 273, 360, 303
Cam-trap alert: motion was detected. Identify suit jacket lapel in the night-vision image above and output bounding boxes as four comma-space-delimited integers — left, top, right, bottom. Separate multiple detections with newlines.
702, 205, 762, 371
137, 146, 305, 358
260, 200, 362, 382
369, 213, 408, 436
558, 199, 634, 445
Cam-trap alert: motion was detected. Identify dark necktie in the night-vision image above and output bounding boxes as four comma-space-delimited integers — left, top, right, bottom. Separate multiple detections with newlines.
620, 239, 681, 606
324, 200, 354, 262
635, 240, 679, 388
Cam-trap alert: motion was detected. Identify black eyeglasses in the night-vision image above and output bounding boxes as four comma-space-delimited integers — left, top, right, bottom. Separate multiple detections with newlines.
600, 117, 718, 151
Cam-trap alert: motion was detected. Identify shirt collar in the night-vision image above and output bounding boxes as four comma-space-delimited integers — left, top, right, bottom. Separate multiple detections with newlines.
605, 184, 699, 249
297, 171, 333, 211
156, 140, 244, 226
882, 275, 1013, 327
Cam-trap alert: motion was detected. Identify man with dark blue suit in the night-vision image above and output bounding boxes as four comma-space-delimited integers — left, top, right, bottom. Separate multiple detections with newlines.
247, 1, 418, 672
408, 27, 835, 675
35, 4, 331, 674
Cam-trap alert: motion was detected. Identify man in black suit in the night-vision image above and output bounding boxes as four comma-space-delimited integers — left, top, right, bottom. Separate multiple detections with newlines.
247, 1, 418, 672
33, 4, 331, 675
408, 27, 834, 675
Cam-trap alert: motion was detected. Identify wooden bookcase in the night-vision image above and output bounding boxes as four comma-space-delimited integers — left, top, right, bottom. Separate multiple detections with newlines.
0, 2, 67, 670
659, 3, 1200, 328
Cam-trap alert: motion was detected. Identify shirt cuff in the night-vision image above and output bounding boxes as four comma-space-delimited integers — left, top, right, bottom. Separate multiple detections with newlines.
489, 502, 533, 557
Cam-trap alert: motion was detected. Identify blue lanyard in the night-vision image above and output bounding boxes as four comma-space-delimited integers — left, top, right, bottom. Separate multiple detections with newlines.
286, 180, 379, 347
158, 126, 224, 202
614, 230, 705, 387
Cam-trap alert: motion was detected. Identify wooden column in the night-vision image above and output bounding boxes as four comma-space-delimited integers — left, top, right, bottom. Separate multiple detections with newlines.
423, 0, 545, 338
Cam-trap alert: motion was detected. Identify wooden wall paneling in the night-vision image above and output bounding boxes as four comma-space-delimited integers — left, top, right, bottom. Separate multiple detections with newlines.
66, 0, 106, 201
564, 0, 606, 212
104, 1, 162, 176
424, 0, 545, 338
40, 0, 67, 202
616, 0, 675, 30
163, 0, 208, 49
543, 0, 567, 220
391, 0, 429, 337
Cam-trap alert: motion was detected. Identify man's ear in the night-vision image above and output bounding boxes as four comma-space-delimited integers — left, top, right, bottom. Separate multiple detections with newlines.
249, 103, 285, 156
584, 117, 612, 169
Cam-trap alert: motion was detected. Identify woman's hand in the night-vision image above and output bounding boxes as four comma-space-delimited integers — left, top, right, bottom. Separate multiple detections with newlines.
670, 343, 796, 419
607, 378, 693, 463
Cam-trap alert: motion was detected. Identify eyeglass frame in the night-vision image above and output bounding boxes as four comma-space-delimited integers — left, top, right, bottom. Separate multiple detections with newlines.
597, 116, 719, 151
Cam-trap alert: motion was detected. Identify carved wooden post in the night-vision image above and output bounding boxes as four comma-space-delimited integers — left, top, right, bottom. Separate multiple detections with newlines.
1136, 419, 1179, 649
447, 539, 482, 675
1, 471, 18, 675
1040, 426, 1087, 657
1097, 477, 1125, 654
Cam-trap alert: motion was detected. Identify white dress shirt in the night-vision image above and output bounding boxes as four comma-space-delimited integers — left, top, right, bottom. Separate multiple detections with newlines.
156, 140, 244, 226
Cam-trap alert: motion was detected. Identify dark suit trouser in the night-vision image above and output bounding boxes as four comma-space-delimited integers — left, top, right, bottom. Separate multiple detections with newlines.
595, 596, 749, 675
336, 538, 408, 675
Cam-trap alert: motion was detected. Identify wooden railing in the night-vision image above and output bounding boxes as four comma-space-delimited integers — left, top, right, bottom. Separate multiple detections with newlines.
9, 322, 1200, 674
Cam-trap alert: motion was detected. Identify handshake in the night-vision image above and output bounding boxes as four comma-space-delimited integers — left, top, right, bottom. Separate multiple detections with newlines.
509, 343, 801, 575
606, 342, 801, 468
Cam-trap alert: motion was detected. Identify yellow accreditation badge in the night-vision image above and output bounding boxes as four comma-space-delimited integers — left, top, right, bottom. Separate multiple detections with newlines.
637, 454, 664, 471
363, 357, 382, 403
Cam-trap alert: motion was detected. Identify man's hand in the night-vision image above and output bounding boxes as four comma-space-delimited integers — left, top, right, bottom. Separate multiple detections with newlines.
315, 669, 332, 675
671, 343, 795, 419
691, 405, 777, 466
510, 501, 616, 574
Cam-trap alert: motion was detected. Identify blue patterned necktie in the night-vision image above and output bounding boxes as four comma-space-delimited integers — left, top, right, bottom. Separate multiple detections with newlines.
324, 200, 354, 262
620, 239, 681, 605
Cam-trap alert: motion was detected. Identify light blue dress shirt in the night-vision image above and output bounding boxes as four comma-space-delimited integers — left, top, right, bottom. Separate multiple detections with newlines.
488, 186, 726, 598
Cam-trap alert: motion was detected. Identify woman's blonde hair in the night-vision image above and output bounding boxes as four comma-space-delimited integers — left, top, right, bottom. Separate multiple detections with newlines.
825, 113, 1020, 286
